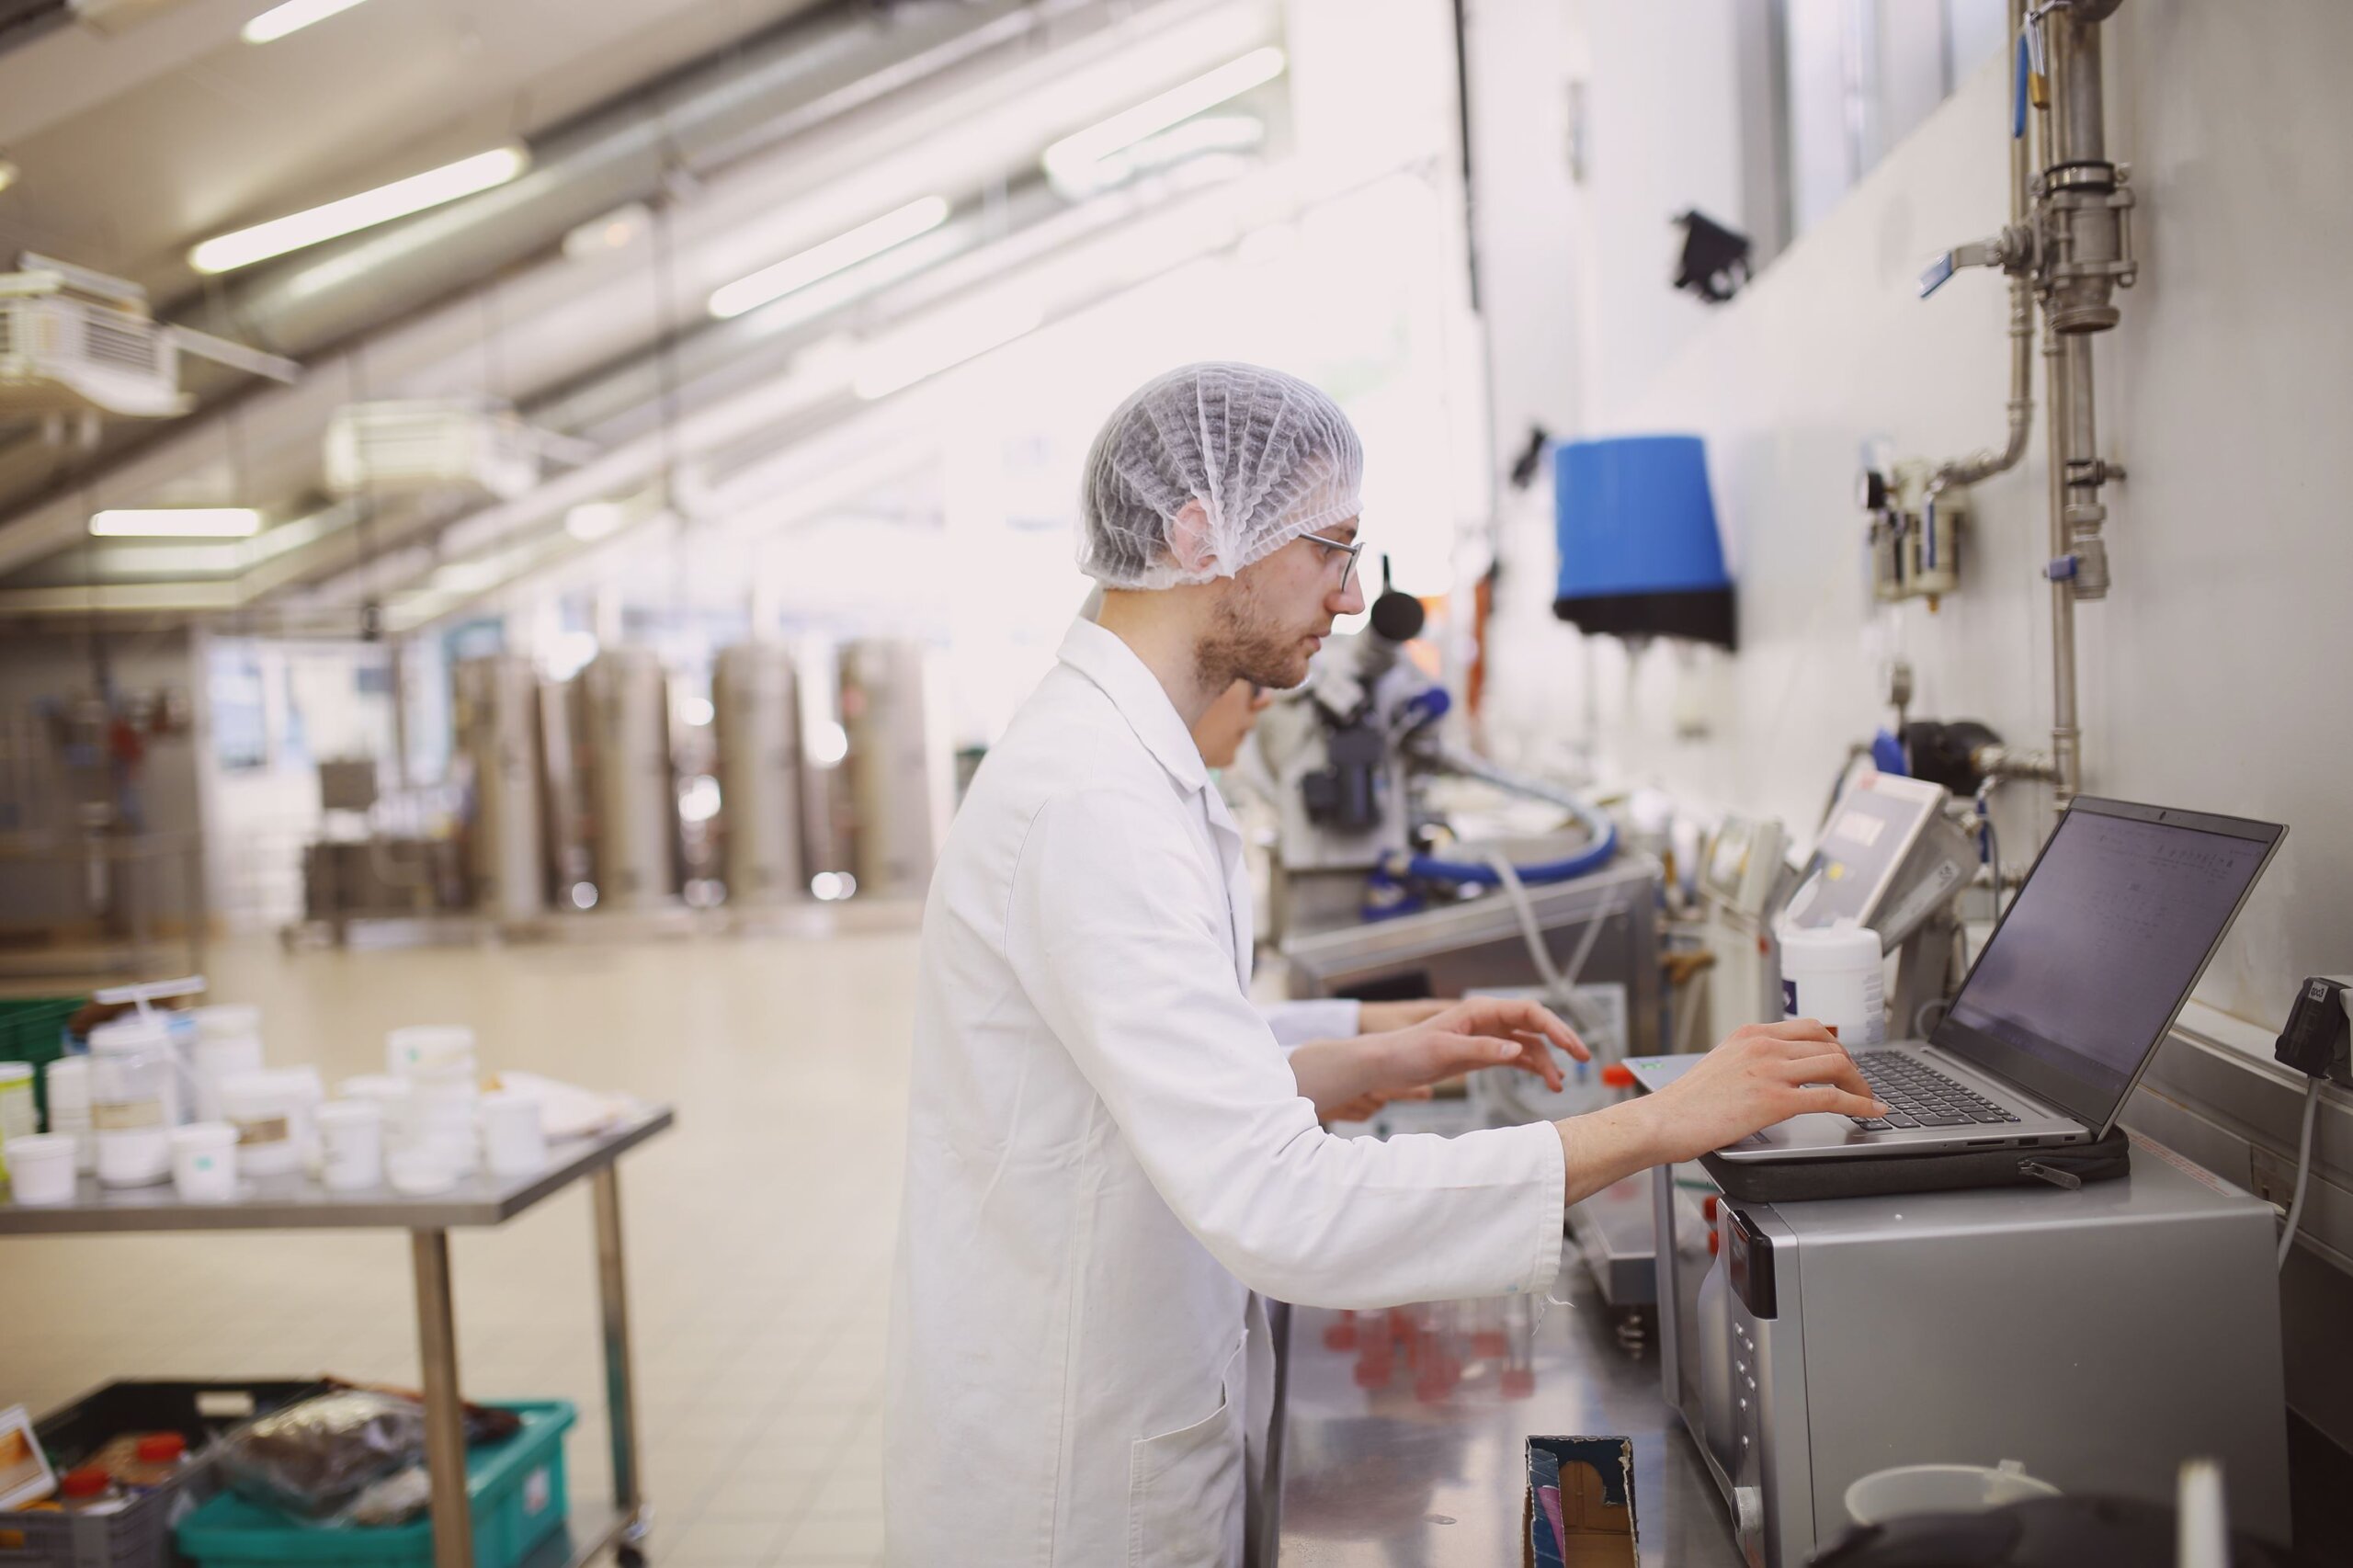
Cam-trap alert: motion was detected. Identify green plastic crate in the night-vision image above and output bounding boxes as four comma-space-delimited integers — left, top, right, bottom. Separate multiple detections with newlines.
174, 1402, 574, 1568
0, 998, 79, 1126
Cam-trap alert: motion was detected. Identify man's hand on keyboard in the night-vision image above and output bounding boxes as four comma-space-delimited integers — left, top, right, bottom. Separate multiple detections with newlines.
1637, 1020, 1887, 1162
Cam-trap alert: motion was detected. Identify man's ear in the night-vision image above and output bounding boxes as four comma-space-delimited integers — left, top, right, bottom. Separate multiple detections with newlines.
1166, 498, 1221, 575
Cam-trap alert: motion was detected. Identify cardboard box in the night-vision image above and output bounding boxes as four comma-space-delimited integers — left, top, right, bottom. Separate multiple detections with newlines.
1524, 1436, 1639, 1568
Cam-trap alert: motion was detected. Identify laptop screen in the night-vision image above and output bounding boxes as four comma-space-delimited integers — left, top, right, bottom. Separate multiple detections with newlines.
1933, 799, 2282, 1132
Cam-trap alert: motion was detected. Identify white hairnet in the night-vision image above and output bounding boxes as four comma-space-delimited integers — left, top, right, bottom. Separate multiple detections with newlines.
1077, 362, 1363, 590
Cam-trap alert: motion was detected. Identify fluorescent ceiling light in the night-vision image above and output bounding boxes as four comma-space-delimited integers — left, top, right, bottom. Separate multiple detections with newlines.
709, 197, 952, 320
1042, 46, 1286, 190
563, 202, 652, 262
90, 508, 261, 538
243, 0, 371, 45
853, 302, 1043, 401
565, 502, 629, 542
189, 144, 528, 274
432, 561, 504, 595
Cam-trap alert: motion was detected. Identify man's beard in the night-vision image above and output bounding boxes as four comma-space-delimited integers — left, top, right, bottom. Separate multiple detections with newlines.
1197, 579, 1307, 692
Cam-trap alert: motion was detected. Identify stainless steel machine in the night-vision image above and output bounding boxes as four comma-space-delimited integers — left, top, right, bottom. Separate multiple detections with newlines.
712, 642, 803, 907
1785, 771, 1979, 1039
1252, 580, 1619, 943
1279, 856, 1661, 1050
1651, 1152, 2290, 1566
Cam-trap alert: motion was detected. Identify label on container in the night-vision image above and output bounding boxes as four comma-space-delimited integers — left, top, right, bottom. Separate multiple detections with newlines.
0, 1082, 33, 1142
90, 1099, 165, 1131
233, 1115, 291, 1147
523, 1466, 551, 1517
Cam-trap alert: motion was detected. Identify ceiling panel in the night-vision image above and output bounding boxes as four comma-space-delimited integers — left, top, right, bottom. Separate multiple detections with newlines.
0, 0, 829, 291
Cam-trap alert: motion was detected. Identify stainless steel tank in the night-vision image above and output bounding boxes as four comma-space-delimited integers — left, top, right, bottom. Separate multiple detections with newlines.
452, 653, 545, 922
712, 642, 804, 906
537, 670, 594, 911
574, 646, 678, 910
839, 639, 950, 897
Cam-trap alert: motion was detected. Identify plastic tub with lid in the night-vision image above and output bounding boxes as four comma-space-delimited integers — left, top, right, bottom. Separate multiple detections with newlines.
88, 1017, 180, 1187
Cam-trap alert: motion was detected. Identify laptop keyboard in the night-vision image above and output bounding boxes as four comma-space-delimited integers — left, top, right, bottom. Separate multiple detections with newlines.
1847, 1050, 2024, 1131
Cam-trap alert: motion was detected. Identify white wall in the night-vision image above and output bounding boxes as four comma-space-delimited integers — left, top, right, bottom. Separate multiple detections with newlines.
1570, 0, 1745, 426
1487, 2, 2353, 1030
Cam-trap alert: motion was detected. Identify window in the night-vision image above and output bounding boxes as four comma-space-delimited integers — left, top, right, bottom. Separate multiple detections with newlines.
1742, 0, 2010, 263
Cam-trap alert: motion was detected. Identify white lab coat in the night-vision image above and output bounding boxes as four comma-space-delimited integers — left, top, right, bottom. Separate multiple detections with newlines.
882, 619, 1565, 1567
1258, 996, 1359, 1051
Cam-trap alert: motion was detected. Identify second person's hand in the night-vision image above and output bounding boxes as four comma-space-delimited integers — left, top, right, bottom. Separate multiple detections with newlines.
1367, 995, 1588, 1098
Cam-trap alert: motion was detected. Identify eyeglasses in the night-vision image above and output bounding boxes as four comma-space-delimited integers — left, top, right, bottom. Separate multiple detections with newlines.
1300, 529, 1364, 595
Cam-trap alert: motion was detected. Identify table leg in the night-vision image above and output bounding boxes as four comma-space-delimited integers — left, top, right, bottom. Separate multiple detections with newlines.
591, 1164, 651, 1555
413, 1227, 477, 1568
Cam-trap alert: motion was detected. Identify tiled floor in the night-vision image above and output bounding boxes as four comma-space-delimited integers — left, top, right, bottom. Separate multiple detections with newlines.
0, 923, 921, 1567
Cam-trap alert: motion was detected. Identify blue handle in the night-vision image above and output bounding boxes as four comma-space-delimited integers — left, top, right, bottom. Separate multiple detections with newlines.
2014, 34, 2029, 139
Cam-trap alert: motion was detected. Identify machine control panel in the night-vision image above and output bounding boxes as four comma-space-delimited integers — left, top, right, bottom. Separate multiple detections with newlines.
1725, 1206, 1777, 1318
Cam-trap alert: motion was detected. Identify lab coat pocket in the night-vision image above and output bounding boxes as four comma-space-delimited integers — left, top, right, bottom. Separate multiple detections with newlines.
1127, 1336, 1246, 1567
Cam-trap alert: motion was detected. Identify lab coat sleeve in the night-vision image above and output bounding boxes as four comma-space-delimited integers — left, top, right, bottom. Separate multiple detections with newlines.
1258, 998, 1362, 1052
1006, 786, 1565, 1310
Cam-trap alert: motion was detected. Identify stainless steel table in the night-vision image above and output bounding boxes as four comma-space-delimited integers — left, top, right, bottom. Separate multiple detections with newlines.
0, 1109, 673, 1568
1274, 1292, 1742, 1567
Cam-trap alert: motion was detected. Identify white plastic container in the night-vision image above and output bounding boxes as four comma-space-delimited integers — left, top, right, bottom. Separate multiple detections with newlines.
339, 1074, 411, 1108
0, 1062, 35, 1142
1777, 921, 1887, 1046
317, 1101, 385, 1192
42, 1057, 96, 1174
5, 1131, 77, 1205
398, 1062, 482, 1174
90, 1015, 184, 1119
480, 1092, 547, 1176
285, 1066, 326, 1172
387, 1026, 477, 1078
88, 1017, 178, 1187
387, 1145, 459, 1197
190, 1006, 265, 1124
169, 1122, 239, 1203
406, 1118, 480, 1176
1845, 1460, 2059, 1525
217, 1069, 312, 1178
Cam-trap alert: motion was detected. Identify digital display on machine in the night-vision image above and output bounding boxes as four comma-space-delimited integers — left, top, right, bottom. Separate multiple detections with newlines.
1938, 801, 2280, 1130
1785, 774, 1943, 931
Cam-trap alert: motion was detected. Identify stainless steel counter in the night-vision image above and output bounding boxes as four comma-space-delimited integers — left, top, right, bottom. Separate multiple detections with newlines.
1274, 1291, 1742, 1567
0, 1108, 672, 1233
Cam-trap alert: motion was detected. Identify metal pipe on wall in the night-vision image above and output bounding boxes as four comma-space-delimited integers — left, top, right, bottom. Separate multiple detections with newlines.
1934, 0, 2035, 494
2034, 5, 2136, 809
2043, 293, 2080, 808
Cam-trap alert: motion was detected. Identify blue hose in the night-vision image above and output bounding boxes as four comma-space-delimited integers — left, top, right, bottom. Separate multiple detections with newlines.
1399, 814, 1620, 890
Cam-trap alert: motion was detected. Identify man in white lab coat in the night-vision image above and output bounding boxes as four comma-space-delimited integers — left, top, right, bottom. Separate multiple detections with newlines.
883, 364, 1880, 1566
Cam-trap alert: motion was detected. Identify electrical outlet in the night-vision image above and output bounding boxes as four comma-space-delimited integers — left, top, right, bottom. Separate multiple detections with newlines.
2249, 1145, 2300, 1211
2273, 976, 2352, 1085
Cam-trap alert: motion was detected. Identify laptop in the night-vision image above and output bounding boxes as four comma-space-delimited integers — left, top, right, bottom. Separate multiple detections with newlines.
1629, 796, 2284, 1162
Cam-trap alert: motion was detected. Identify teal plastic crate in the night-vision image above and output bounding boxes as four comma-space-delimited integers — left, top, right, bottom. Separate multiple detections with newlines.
0, 997, 80, 1126
175, 1402, 574, 1568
